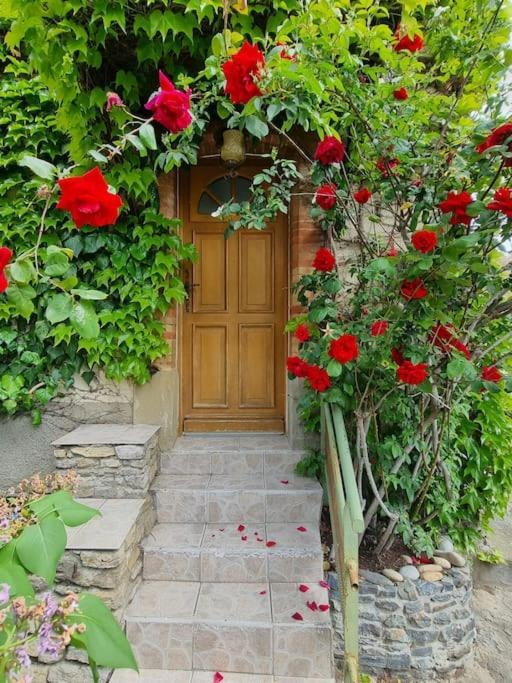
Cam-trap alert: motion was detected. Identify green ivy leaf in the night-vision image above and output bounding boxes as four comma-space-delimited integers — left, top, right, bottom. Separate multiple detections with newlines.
70, 301, 100, 339
19, 155, 57, 180
70, 289, 108, 301
5, 284, 35, 319
16, 514, 67, 585
45, 294, 73, 324
9, 259, 35, 284
69, 593, 138, 671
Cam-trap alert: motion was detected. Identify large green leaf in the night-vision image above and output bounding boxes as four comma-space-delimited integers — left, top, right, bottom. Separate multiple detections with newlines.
0, 542, 34, 598
70, 593, 138, 671
16, 514, 67, 584
70, 301, 100, 338
19, 155, 57, 180
45, 293, 73, 323
29, 490, 101, 527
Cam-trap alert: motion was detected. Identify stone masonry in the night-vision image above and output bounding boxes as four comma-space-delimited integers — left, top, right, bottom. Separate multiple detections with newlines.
52, 424, 160, 498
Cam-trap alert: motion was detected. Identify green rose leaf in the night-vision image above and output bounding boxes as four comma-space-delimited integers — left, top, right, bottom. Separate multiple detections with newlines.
69, 593, 138, 671
245, 115, 269, 139
16, 514, 67, 585
45, 294, 73, 323
19, 155, 57, 180
138, 122, 157, 150
44, 248, 70, 277
0, 542, 34, 599
327, 359, 343, 377
70, 301, 100, 339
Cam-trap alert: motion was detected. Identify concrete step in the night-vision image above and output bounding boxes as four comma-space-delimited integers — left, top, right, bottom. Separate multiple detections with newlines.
111, 670, 336, 682
152, 474, 323, 524
160, 449, 305, 476
143, 523, 323, 583
125, 580, 333, 678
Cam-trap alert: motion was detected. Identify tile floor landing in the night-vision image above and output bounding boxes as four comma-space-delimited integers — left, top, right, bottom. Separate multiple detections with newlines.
119, 435, 334, 681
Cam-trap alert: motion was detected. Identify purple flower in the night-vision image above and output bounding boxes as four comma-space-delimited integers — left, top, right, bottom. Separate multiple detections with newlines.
0, 583, 9, 604
37, 622, 60, 657
42, 593, 58, 619
0, 519, 9, 529
16, 648, 30, 668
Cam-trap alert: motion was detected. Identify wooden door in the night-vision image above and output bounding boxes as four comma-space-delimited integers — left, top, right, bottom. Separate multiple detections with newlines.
180, 166, 287, 433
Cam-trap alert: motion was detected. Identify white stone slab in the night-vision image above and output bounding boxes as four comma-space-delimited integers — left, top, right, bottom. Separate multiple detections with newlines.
66, 498, 145, 550
52, 423, 160, 446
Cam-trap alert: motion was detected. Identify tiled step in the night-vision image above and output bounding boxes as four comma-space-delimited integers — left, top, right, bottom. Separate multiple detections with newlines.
143, 522, 323, 582
160, 448, 305, 476
152, 474, 323, 524
125, 580, 333, 678
111, 670, 336, 682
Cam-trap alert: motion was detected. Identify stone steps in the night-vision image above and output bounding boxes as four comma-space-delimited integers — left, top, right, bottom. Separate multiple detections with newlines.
124, 580, 333, 678
143, 522, 323, 583
152, 474, 323, 524
160, 449, 304, 476
111, 670, 336, 682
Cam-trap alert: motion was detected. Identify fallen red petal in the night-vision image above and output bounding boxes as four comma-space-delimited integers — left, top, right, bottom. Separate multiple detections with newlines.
257, 538, 263, 542
237, 524, 246, 532
259, 590, 267, 595
241, 535, 248, 541
266, 541, 276, 547
319, 580, 329, 588
292, 612, 304, 621
297, 526, 307, 532
214, 674, 224, 683
299, 584, 309, 593
307, 600, 318, 611
219, 528, 225, 532
280, 480, 289, 485
319, 604, 330, 612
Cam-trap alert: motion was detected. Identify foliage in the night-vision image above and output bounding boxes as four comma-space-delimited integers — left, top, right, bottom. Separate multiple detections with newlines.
0, 472, 137, 681
295, 448, 325, 480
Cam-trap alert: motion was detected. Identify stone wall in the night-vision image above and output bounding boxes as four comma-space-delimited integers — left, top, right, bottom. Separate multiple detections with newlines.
330, 566, 475, 680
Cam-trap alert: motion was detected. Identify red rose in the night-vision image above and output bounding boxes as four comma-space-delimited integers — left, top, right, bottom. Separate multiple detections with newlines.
354, 188, 372, 204
429, 324, 470, 359
329, 334, 359, 364
56, 167, 123, 229
391, 347, 406, 365
295, 324, 310, 342
306, 365, 331, 392
314, 136, 345, 165
313, 248, 336, 272
481, 365, 503, 383
394, 28, 424, 53
397, 360, 429, 385
487, 187, 512, 218
438, 191, 473, 225
145, 72, 192, 133
393, 87, 408, 101
476, 122, 512, 167
106, 91, 124, 111
0, 247, 13, 293
287, 356, 309, 378
222, 41, 265, 104
411, 230, 437, 254
400, 278, 427, 300
376, 157, 399, 177
315, 183, 337, 210
371, 321, 389, 336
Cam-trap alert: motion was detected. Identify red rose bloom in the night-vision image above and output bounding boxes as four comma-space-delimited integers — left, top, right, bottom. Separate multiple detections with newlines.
295, 324, 310, 342
315, 183, 337, 210
487, 187, 512, 218
306, 365, 331, 392
0, 247, 13, 293
313, 248, 336, 272
429, 324, 470, 359
329, 334, 359, 364
376, 157, 399, 177
476, 122, 512, 167
354, 188, 372, 204
397, 360, 429, 385
438, 191, 473, 225
56, 167, 123, 229
481, 365, 503, 383
371, 321, 389, 336
106, 91, 124, 111
314, 136, 345, 165
287, 356, 309, 378
145, 72, 192, 133
400, 278, 427, 300
391, 347, 406, 365
222, 41, 265, 104
393, 28, 425, 53
393, 87, 408, 101
411, 230, 438, 254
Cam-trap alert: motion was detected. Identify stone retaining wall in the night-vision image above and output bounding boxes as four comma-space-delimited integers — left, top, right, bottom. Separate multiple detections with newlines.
330, 565, 475, 680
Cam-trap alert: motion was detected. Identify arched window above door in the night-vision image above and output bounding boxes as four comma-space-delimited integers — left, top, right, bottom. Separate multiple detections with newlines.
197, 175, 251, 215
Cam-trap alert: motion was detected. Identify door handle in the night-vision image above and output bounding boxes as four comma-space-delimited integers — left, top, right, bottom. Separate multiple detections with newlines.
184, 280, 199, 313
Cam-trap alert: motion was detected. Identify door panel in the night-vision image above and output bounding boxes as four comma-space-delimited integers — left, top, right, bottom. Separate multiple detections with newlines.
181, 166, 287, 433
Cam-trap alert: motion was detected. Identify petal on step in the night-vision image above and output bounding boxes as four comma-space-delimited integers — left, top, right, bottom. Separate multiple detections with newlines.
299, 584, 310, 592
292, 612, 304, 621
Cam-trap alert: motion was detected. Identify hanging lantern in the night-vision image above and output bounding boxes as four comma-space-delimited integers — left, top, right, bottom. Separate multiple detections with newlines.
220, 130, 246, 168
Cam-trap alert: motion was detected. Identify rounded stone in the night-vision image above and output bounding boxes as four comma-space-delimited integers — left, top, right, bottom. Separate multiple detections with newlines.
382, 568, 404, 583
435, 550, 466, 567
399, 565, 420, 580
438, 536, 454, 552
400, 554, 413, 565
433, 556, 451, 569
418, 564, 443, 574
422, 571, 444, 582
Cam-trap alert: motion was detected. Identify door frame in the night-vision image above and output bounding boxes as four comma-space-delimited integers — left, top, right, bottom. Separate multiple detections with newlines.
177, 161, 291, 435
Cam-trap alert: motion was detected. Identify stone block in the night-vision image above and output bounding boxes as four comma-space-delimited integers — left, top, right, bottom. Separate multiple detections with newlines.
115, 445, 144, 459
